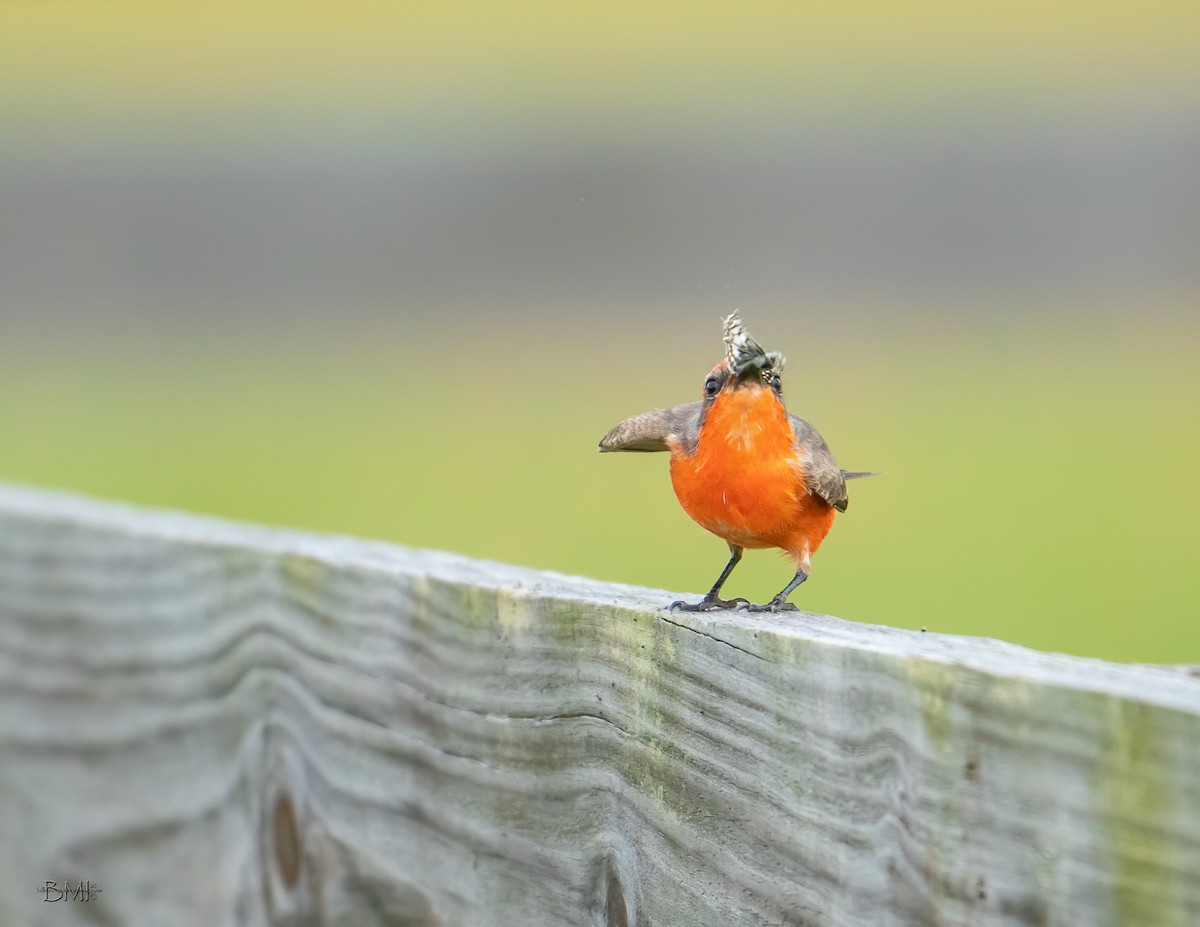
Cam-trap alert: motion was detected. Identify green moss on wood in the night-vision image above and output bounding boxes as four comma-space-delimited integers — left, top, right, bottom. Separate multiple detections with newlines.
1098, 698, 1180, 927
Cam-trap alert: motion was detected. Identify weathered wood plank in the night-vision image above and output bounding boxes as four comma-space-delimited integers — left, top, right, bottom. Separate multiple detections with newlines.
0, 483, 1198, 926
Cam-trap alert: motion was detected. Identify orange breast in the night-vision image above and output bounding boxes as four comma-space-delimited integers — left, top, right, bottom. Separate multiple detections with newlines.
669, 387, 835, 559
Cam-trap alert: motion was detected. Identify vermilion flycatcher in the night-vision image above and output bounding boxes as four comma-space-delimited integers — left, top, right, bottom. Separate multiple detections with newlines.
599, 311, 875, 612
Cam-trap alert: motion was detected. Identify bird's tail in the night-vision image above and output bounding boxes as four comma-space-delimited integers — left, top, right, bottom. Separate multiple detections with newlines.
841, 470, 885, 480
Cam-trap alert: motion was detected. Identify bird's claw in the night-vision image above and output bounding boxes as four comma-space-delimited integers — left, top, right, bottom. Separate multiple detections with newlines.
745, 598, 799, 613
670, 596, 750, 612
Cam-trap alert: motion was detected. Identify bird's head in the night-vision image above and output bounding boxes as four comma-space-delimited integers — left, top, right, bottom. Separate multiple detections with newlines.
699, 310, 786, 405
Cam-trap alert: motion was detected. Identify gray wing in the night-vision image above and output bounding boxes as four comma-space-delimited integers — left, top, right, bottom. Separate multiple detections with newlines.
599, 401, 703, 454
788, 413, 850, 512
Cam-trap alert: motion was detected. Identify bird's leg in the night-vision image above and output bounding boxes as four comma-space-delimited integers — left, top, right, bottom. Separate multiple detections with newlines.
671, 545, 749, 611
747, 567, 807, 613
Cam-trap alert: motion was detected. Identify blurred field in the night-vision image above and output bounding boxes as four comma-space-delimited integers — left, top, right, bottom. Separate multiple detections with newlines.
2, 2, 1198, 662
5, 2, 1200, 133
1, 307, 1197, 664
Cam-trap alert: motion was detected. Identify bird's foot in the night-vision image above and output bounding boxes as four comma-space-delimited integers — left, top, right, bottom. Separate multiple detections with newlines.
746, 596, 799, 613
670, 596, 750, 612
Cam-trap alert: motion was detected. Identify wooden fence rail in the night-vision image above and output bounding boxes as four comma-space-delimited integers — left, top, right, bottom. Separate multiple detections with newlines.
1, 484, 1198, 926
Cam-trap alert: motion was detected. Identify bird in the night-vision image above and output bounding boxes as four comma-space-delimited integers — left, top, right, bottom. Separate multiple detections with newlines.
598, 310, 876, 612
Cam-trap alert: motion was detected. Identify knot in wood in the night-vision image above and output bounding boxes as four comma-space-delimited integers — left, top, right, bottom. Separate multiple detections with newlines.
272, 792, 302, 889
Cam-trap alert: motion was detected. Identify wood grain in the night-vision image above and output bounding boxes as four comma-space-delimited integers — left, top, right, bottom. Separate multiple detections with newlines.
1, 484, 1198, 926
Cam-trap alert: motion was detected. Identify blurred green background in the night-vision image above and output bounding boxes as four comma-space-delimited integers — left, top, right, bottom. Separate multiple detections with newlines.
2, 2, 1198, 662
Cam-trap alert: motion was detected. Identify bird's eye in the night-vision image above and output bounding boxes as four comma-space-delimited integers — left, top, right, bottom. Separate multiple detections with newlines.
768, 373, 782, 392
704, 376, 721, 399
